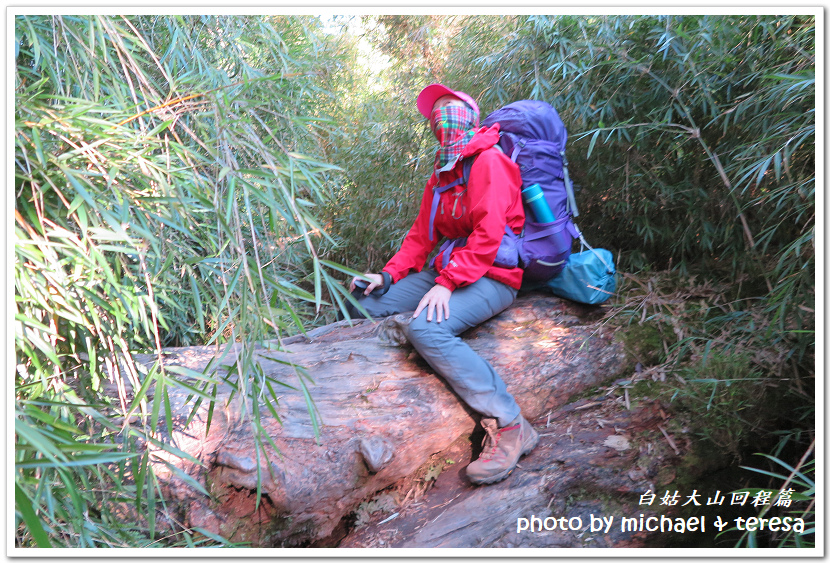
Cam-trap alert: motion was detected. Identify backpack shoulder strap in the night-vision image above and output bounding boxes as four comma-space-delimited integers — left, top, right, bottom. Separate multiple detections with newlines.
428, 178, 463, 242
461, 155, 477, 187
461, 139, 509, 184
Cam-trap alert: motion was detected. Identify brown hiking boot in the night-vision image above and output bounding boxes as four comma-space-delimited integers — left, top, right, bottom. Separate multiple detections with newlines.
466, 415, 539, 485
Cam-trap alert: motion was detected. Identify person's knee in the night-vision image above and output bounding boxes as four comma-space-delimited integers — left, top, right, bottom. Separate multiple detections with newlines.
404, 314, 451, 348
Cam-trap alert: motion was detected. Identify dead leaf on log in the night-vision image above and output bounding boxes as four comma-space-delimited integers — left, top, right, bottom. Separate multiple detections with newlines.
603, 434, 631, 451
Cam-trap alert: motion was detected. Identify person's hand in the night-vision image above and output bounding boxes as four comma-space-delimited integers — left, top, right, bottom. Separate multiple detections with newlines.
413, 284, 452, 323
350, 273, 384, 295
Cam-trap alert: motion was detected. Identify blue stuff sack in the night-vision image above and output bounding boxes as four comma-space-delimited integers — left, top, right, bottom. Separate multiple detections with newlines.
546, 239, 616, 305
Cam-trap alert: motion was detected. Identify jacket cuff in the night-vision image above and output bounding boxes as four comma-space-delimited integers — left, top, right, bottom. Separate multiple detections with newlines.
383, 269, 402, 284
434, 275, 457, 291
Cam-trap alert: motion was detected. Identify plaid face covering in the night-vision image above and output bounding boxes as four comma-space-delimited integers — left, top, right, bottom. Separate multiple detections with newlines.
431, 105, 479, 173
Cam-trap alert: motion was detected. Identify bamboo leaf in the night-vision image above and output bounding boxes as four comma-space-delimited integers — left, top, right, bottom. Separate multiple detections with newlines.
586, 129, 600, 158
15, 483, 53, 548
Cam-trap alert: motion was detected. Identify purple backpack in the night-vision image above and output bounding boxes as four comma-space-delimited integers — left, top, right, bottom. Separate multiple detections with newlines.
428, 100, 580, 282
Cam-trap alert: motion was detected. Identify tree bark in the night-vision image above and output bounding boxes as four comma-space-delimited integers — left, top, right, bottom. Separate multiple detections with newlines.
141, 292, 632, 546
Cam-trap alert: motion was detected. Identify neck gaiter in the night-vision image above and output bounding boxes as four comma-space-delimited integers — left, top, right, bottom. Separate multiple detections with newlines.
431, 105, 479, 174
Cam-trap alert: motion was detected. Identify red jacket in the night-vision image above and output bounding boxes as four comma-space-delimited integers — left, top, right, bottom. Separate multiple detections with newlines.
383, 124, 525, 291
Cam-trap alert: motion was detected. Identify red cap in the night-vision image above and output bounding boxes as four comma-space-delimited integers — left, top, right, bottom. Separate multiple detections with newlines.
416, 83, 479, 119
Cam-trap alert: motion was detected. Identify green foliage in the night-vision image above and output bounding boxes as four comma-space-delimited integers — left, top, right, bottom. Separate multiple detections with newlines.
670, 352, 772, 456
14, 14, 348, 547
15, 13, 815, 549
605, 269, 812, 454
733, 447, 815, 548
605, 271, 815, 550
450, 15, 814, 279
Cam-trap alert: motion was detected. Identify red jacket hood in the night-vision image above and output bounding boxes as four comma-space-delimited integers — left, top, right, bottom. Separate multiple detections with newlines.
461, 123, 501, 158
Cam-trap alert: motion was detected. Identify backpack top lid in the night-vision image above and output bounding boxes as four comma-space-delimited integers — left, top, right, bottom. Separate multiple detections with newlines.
482, 100, 567, 151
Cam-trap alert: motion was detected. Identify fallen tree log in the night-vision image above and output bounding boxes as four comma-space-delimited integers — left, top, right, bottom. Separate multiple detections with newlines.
339, 394, 687, 548
141, 292, 633, 547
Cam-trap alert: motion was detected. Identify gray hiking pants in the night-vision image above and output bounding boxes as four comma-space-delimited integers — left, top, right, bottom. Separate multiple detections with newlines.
356, 269, 521, 427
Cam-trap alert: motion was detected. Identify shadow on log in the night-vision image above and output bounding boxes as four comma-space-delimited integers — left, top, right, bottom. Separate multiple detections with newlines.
141, 292, 632, 546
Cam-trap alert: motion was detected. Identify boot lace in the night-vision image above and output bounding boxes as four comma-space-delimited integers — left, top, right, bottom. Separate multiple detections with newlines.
478, 424, 503, 461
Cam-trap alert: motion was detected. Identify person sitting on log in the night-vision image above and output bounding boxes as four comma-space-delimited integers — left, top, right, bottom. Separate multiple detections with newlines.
347, 83, 539, 485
